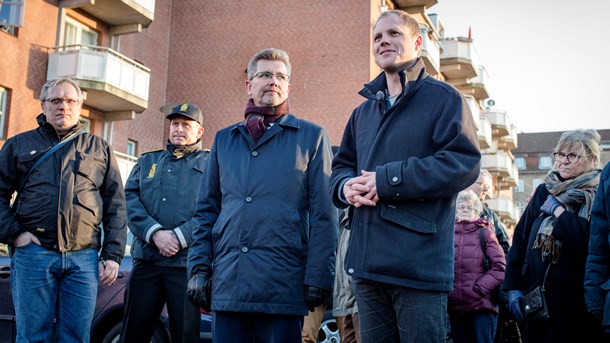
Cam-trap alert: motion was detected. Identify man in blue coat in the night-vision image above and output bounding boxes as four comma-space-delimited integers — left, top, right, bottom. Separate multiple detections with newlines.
330, 10, 481, 342
187, 48, 337, 343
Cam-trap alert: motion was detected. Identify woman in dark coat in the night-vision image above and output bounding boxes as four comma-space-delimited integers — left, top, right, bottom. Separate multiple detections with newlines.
449, 190, 505, 343
503, 129, 603, 343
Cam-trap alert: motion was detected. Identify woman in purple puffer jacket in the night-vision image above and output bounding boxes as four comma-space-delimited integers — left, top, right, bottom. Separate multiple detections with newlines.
449, 190, 506, 343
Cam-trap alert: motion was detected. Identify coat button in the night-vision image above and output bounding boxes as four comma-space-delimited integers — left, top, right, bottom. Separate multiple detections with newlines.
162, 198, 166, 201
251, 151, 258, 157
245, 197, 252, 202
241, 247, 248, 253
167, 169, 172, 173
348, 268, 354, 274
392, 176, 398, 182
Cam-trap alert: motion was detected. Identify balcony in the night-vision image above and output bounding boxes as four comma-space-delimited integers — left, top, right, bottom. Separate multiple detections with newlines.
419, 24, 440, 76
47, 45, 150, 120
478, 116, 492, 150
60, 0, 155, 30
498, 123, 518, 150
439, 37, 478, 80
481, 151, 513, 178
463, 95, 480, 130
393, 0, 438, 9
486, 196, 516, 223
500, 164, 519, 189
455, 65, 489, 101
115, 151, 137, 185
483, 108, 513, 138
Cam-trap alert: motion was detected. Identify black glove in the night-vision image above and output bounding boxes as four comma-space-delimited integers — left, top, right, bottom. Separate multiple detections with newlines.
187, 273, 212, 312
304, 286, 330, 312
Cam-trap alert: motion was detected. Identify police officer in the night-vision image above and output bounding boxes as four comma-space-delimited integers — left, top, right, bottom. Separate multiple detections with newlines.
120, 103, 209, 343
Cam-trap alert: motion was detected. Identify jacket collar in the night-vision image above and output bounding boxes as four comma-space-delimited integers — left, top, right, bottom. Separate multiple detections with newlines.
232, 113, 300, 148
358, 57, 428, 101
37, 113, 84, 141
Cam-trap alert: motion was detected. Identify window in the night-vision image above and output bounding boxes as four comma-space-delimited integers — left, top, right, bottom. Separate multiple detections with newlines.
0, 86, 7, 139
127, 140, 137, 157
538, 156, 552, 170
532, 178, 543, 189
515, 179, 524, 193
79, 117, 91, 133
0, 0, 25, 27
514, 157, 526, 170
63, 17, 98, 48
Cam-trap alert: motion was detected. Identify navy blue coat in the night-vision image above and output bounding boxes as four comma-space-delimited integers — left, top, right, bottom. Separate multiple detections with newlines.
125, 143, 209, 267
187, 114, 337, 316
585, 162, 610, 330
330, 58, 481, 292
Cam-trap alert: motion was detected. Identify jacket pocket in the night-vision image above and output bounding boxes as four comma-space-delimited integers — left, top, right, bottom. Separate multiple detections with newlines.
380, 203, 437, 234
75, 152, 106, 189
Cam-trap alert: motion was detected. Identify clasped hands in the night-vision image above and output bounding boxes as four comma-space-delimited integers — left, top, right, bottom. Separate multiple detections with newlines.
343, 170, 379, 208
152, 229, 180, 257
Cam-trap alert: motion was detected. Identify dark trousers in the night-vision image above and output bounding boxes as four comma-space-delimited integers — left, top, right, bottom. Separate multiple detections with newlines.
120, 261, 200, 343
213, 311, 303, 343
353, 277, 448, 343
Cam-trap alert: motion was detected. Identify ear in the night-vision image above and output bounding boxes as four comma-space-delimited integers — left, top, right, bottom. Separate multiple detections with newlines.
197, 126, 205, 139
245, 80, 252, 96
414, 34, 423, 51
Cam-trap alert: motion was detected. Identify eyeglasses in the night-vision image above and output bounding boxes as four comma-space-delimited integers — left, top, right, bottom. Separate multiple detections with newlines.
44, 98, 81, 106
457, 205, 476, 211
252, 71, 290, 83
552, 152, 581, 164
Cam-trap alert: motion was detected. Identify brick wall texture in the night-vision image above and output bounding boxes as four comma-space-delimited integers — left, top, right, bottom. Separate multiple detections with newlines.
1, 0, 382, 152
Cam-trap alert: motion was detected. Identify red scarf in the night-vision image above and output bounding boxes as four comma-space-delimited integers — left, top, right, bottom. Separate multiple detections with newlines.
243, 99, 290, 143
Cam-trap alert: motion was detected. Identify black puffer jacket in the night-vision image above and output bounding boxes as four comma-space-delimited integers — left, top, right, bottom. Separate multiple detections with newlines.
0, 114, 127, 263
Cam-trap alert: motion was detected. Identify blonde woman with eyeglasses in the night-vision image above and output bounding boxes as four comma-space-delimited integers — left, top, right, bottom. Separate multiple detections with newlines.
504, 129, 604, 343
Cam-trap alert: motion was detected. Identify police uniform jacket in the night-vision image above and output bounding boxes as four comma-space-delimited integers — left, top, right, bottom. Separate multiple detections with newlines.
125, 142, 209, 267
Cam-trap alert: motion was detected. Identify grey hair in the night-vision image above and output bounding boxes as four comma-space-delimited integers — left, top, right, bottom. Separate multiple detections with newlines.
553, 129, 601, 170
39, 79, 83, 103
246, 48, 291, 81
456, 189, 483, 214
374, 9, 421, 38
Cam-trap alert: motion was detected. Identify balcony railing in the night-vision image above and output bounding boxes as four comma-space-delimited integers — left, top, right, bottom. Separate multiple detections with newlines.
419, 24, 440, 75
60, 0, 155, 29
393, 0, 438, 8
487, 196, 516, 223
478, 116, 492, 150
440, 37, 478, 80
114, 151, 138, 185
483, 108, 513, 138
481, 151, 513, 178
463, 95, 480, 130
498, 123, 518, 150
455, 65, 489, 101
47, 45, 150, 118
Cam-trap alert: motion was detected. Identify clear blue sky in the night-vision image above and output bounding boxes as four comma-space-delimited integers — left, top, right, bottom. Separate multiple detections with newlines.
431, 0, 610, 133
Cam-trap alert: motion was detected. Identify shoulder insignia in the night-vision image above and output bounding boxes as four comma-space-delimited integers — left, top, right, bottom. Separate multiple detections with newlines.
147, 164, 157, 179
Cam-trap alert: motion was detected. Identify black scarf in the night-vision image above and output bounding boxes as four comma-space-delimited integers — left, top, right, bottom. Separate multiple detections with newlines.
243, 99, 290, 143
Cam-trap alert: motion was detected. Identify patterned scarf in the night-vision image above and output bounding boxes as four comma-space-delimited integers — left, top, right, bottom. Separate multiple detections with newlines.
533, 169, 601, 263
243, 99, 290, 143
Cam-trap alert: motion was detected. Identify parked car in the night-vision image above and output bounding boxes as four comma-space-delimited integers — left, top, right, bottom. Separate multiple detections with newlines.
0, 243, 212, 343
